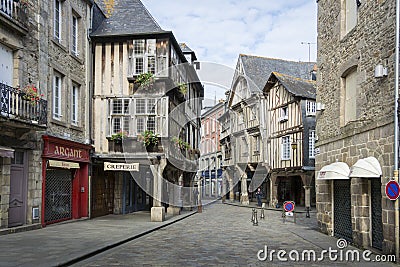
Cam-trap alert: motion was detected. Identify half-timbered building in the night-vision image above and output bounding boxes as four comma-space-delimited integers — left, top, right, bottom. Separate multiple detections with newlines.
223, 54, 315, 205
264, 72, 316, 207
90, 0, 203, 221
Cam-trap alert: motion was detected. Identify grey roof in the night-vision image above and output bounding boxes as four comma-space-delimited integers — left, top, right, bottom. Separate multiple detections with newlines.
91, 0, 166, 37
266, 72, 316, 99
179, 43, 194, 53
239, 54, 315, 93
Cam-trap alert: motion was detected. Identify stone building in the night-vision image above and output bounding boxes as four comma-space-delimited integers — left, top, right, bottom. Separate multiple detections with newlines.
199, 101, 224, 198
90, 0, 203, 221
316, 0, 396, 253
0, 0, 93, 229
222, 54, 314, 205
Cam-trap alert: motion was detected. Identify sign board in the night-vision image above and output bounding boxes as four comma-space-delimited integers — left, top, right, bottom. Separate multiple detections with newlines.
104, 162, 139, 171
48, 160, 80, 169
285, 212, 294, 217
385, 180, 400, 201
283, 201, 295, 212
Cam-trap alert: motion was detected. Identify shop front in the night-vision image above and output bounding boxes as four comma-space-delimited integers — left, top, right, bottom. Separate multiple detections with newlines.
41, 135, 92, 225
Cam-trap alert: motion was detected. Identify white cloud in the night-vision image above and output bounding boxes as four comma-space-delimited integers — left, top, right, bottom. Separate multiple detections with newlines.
141, 0, 317, 100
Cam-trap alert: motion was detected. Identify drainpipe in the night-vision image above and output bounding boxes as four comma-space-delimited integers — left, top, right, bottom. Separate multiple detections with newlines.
394, 0, 399, 260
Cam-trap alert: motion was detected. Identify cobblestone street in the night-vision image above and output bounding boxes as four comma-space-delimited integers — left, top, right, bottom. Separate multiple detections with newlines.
75, 203, 395, 267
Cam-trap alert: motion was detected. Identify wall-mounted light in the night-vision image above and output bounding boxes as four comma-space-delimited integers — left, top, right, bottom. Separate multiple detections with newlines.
375, 64, 388, 78
356, 0, 362, 8
316, 102, 325, 111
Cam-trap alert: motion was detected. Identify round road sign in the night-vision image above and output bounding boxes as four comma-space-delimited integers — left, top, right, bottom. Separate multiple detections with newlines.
283, 201, 295, 212
386, 180, 400, 201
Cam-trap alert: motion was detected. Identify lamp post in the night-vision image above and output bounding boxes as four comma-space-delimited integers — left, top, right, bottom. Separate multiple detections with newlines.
301, 42, 316, 63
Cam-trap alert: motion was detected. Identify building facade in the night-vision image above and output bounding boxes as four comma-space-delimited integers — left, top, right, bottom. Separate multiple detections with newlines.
90, 0, 203, 221
264, 72, 316, 208
223, 54, 315, 206
316, 0, 396, 253
0, 0, 93, 229
199, 101, 224, 198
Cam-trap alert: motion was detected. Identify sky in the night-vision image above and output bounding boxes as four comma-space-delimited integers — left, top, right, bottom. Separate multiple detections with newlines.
142, 0, 318, 105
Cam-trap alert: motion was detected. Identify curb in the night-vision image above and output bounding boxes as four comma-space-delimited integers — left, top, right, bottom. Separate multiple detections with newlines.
57, 210, 198, 267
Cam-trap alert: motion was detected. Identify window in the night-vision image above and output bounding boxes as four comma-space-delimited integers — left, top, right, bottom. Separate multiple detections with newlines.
54, 0, 62, 41
71, 84, 79, 125
306, 101, 316, 116
53, 73, 62, 119
225, 140, 231, 159
253, 135, 260, 154
129, 39, 157, 75
280, 106, 288, 122
156, 39, 168, 76
249, 106, 257, 120
281, 136, 290, 160
71, 15, 78, 55
343, 0, 357, 36
309, 130, 316, 159
136, 99, 146, 114
342, 69, 357, 125
109, 99, 130, 135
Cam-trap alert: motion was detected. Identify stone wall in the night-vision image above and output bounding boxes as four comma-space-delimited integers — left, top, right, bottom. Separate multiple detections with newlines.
316, 0, 396, 253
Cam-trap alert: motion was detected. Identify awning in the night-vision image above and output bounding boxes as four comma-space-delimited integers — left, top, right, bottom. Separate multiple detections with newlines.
349, 157, 382, 178
317, 162, 350, 180
0, 146, 14, 158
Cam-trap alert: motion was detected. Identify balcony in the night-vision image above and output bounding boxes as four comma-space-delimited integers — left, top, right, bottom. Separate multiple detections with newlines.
0, 83, 47, 125
1, 0, 28, 30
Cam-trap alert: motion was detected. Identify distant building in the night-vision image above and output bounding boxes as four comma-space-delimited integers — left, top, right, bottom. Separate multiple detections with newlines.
222, 54, 315, 205
199, 101, 224, 198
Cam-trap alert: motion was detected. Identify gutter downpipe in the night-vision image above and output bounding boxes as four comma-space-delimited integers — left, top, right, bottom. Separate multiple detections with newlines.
395, 0, 399, 260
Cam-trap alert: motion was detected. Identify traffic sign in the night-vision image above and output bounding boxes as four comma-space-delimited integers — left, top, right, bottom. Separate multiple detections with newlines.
283, 201, 295, 212
386, 180, 400, 201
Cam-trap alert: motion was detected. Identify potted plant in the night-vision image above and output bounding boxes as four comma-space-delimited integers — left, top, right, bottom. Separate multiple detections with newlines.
171, 136, 191, 151
19, 84, 43, 106
135, 72, 154, 89
138, 130, 159, 151
178, 83, 188, 95
110, 130, 128, 144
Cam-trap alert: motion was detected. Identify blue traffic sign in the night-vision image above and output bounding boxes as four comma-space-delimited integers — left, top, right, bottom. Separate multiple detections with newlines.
283, 201, 295, 212
386, 180, 400, 201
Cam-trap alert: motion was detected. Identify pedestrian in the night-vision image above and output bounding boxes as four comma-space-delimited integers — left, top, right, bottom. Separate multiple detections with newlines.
193, 187, 199, 206
255, 187, 263, 207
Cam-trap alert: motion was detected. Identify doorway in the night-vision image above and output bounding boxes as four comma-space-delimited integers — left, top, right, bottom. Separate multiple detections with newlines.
9, 151, 27, 227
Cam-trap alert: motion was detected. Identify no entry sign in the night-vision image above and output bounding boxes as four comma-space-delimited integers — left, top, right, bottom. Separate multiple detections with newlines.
386, 180, 400, 201
283, 201, 295, 212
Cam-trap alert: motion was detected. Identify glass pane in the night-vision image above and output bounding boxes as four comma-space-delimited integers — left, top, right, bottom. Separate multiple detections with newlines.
136, 99, 146, 114
113, 99, 122, 114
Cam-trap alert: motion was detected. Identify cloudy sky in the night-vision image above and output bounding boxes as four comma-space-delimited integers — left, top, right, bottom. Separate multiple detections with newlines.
142, 0, 317, 103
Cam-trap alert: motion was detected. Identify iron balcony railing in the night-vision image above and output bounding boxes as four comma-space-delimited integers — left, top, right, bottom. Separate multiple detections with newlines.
0, 0, 27, 25
0, 82, 47, 125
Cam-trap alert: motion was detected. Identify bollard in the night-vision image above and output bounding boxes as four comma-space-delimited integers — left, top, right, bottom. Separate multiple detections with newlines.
251, 208, 255, 222
306, 207, 310, 218
253, 210, 258, 226
282, 210, 286, 223
260, 208, 265, 219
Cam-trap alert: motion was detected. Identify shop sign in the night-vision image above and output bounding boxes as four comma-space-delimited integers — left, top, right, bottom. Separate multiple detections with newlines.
104, 162, 139, 171
48, 160, 80, 169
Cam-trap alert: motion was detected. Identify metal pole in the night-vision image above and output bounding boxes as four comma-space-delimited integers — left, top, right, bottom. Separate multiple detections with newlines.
395, 0, 400, 260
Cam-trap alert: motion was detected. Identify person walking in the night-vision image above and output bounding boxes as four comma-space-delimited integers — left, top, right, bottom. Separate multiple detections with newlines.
255, 187, 263, 207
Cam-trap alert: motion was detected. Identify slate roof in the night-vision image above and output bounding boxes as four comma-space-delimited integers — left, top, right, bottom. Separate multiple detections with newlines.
91, 0, 166, 37
266, 72, 316, 99
239, 54, 315, 93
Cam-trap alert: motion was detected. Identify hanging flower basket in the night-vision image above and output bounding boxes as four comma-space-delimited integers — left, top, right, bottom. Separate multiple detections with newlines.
19, 84, 43, 106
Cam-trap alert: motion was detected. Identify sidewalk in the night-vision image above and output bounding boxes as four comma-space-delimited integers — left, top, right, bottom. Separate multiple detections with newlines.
0, 200, 215, 267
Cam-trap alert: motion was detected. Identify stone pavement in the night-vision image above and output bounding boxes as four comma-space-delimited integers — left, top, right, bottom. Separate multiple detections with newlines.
0, 199, 218, 267
75, 202, 396, 267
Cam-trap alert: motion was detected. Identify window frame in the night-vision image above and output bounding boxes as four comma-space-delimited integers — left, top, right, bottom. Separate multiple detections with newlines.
281, 136, 291, 160
53, 73, 62, 120
280, 106, 288, 122
71, 84, 79, 125
306, 100, 316, 116
71, 14, 79, 56
309, 130, 316, 159
54, 0, 62, 41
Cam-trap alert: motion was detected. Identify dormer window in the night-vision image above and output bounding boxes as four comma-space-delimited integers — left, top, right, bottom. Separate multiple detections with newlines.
306, 101, 316, 116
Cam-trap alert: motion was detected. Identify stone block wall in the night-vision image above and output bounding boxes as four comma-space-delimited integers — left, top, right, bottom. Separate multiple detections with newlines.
316, 0, 397, 254
0, 158, 11, 228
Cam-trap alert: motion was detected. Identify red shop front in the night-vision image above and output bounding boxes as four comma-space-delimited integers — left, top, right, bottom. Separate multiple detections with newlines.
41, 135, 92, 226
